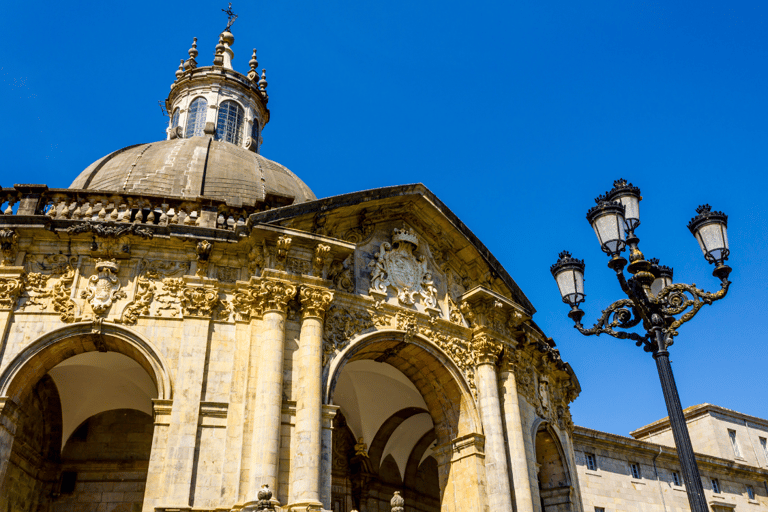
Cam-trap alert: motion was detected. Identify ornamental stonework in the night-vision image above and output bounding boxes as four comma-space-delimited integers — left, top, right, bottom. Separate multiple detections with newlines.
81, 259, 126, 316
300, 286, 334, 319
181, 284, 221, 317
368, 226, 437, 308
0, 275, 23, 310
231, 278, 297, 320
0, 229, 18, 266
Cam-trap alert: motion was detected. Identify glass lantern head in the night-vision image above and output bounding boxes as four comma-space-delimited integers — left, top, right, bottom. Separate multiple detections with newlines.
550, 251, 586, 306
586, 199, 626, 257
649, 258, 674, 296
607, 178, 642, 233
687, 204, 729, 265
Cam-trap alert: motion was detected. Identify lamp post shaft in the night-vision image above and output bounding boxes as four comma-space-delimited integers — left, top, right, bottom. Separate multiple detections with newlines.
653, 331, 708, 512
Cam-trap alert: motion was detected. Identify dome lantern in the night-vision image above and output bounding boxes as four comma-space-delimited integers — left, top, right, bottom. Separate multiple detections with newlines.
166, 7, 268, 155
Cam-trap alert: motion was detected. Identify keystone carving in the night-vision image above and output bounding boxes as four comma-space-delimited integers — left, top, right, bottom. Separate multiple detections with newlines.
368, 226, 437, 308
81, 259, 126, 316
300, 286, 334, 319
0, 229, 18, 266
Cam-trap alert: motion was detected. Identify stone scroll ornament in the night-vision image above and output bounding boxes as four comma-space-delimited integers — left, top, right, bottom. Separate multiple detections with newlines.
369, 226, 438, 308
81, 259, 126, 316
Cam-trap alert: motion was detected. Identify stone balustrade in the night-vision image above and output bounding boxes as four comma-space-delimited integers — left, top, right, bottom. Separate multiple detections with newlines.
0, 185, 264, 231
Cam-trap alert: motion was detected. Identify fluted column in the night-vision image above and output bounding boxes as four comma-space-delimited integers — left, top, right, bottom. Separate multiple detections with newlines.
247, 278, 297, 507
500, 352, 535, 512
288, 285, 334, 511
472, 334, 514, 512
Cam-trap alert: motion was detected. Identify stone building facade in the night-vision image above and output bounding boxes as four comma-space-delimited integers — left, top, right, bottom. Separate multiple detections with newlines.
0, 19, 764, 512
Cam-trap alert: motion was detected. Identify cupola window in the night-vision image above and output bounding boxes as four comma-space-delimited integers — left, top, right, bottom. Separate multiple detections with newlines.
216, 100, 244, 145
171, 108, 180, 129
185, 97, 208, 138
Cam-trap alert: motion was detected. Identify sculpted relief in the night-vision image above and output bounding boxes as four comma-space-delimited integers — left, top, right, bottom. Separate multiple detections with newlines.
368, 226, 438, 309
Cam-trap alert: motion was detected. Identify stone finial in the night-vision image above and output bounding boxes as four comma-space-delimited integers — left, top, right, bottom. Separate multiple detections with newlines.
391, 491, 404, 512
213, 36, 225, 66
248, 48, 259, 81
259, 68, 268, 94
256, 484, 275, 510
186, 37, 198, 69
175, 60, 185, 80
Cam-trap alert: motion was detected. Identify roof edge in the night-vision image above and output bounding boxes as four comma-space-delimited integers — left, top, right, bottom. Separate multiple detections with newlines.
248, 183, 536, 315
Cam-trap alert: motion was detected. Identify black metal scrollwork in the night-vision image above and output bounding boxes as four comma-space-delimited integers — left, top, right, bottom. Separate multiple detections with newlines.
576, 298, 647, 344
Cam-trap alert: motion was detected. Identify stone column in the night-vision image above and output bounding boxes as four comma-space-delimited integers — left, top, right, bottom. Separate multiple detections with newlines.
288, 285, 334, 511
247, 278, 296, 507
473, 334, 514, 512
320, 404, 340, 510
500, 352, 535, 512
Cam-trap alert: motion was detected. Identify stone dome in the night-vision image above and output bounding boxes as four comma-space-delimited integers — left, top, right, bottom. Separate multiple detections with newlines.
69, 137, 315, 207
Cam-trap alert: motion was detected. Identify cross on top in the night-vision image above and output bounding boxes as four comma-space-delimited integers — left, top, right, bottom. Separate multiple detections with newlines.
222, 3, 238, 31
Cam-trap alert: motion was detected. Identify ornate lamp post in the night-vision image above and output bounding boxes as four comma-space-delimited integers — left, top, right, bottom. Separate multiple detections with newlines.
550, 179, 731, 512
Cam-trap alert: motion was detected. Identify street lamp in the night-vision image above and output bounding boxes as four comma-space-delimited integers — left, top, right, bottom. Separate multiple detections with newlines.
550, 179, 731, 512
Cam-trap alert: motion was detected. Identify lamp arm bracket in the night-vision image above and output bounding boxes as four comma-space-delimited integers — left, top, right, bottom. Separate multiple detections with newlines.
656, 280, 731, 337
575, 298, 646, 343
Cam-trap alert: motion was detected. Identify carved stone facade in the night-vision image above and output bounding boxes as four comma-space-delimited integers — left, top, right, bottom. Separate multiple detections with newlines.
3, 15, 758, 512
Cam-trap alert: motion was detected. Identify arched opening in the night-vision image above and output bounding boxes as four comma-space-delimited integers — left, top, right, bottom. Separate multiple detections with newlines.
185, 96, 208, 138
535, 424, 575, 512
215, 100, 245, 145
326, 331, 485, 512
0, 324, 170, 512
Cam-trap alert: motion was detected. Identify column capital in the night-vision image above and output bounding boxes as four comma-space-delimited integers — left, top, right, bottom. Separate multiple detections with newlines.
471, 333, 503, 366
233, 277, 297, 319
300, 285, 334, 320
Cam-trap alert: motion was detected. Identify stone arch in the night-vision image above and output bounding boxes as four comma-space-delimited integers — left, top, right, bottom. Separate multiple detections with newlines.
325, 329, 481, 443
0, 321, 172, 403
325, 329, 488, 512
534, 421, 575, 512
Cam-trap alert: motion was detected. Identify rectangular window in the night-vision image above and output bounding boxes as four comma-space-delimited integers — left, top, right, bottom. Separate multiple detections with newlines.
761, 437, 768, 462
595, 508, 605, 512
729, 429, 742, 458
747, 485, 755, 500
586, 453, 597, 471
630, 463, 641, 479
672, 472, 681, 486
712, 478, 721, 494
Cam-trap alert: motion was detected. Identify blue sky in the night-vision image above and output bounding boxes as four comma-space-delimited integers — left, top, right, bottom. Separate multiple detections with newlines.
2, 1, 767, 437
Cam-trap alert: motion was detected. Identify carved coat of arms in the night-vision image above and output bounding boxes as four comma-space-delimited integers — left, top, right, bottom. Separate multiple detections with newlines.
82, 259, 126, 316
369, 227, 437, 308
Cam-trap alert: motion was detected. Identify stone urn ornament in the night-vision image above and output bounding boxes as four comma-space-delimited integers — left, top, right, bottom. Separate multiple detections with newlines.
391, 491, 405, 512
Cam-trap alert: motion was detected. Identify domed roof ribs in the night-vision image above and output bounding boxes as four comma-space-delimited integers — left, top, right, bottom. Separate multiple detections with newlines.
199, 137, 212, 197
79, 143, 146, 190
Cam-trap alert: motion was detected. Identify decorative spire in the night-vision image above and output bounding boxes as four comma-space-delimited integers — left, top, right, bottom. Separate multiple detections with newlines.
175, 60, 185, 80
213, 36, 225, 66
186, 37, 198, 70
258, 68, 268, 95
248, 49, 258, 81
222, 3, 238, 32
